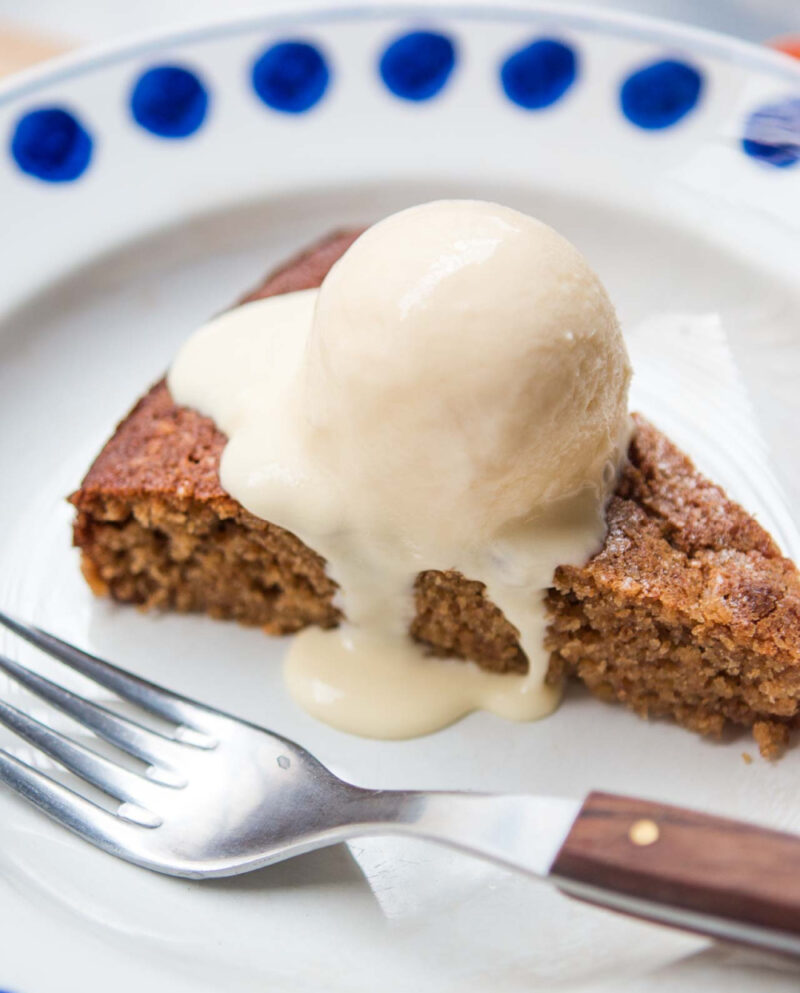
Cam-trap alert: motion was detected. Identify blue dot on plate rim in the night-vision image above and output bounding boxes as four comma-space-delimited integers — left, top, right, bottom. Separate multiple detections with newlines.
6, 37, 794, 185
742, 97, 800, 168
130, 64, 209, 138
379, 30, 457, 101
251, 40, 330, 113
10, 106, 92, 182
500, 38, 578, 110
620, 58, 703, 129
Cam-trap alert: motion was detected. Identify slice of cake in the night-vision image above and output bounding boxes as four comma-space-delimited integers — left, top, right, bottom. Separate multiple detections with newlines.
547, 418, 800, 758
70, 229, 800, 756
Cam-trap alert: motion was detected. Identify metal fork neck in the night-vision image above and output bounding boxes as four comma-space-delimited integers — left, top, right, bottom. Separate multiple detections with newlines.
341, 788, 580, 879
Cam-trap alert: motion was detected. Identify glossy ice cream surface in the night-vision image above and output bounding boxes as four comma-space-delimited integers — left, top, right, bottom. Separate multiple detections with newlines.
169, 200, 631, 737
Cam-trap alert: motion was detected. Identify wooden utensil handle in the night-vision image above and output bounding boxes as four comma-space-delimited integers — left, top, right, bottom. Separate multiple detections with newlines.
551, 792, 800, 956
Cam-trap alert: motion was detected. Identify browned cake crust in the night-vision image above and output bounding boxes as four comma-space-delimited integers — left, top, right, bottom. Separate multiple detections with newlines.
238, 229, 365, 305
548, 419, 800, 757
70, 230, 800, 756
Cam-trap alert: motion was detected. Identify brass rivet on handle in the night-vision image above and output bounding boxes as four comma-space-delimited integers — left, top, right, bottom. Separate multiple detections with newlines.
629, 818, 660, 846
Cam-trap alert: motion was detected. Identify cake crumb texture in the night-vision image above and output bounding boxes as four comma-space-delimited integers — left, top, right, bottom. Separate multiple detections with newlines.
546, 417, 800, 758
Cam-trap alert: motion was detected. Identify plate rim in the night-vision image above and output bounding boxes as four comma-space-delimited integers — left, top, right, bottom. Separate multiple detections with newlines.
1, 0, 799, 113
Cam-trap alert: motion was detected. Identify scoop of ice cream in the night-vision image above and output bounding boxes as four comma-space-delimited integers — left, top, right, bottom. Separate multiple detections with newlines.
168, 200, 633, 737
303, 200, 631, 541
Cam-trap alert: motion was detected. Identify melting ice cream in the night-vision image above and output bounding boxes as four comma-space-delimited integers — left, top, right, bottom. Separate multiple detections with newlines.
169, 200, 631, 737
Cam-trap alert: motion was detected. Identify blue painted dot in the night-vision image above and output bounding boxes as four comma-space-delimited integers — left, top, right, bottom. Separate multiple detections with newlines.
742, 98, 800, 168
10, 107, 92, 182
252, 41, 330, 113
500, 39, 578, 110
131, 65, 208, 138
379, 30, 456, 101
620, 59, 703, 130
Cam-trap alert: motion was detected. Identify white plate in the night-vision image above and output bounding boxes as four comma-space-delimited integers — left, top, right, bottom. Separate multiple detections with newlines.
1, 4, 799, 991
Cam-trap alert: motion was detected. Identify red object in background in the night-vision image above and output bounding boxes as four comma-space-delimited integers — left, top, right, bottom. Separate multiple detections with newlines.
768, 36, 800, 59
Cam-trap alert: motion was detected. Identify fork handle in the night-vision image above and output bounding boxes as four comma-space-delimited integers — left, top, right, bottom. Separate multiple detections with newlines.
550, 791, 800, 956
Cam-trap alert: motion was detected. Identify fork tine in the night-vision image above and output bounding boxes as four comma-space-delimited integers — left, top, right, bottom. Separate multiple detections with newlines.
0, 697, 177, 804
0, 609, 207, 727
0, 652, 192, 773
0, 746, 142, 853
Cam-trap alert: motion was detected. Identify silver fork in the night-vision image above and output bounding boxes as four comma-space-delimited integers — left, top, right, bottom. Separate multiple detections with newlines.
3, 608, 800, 958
